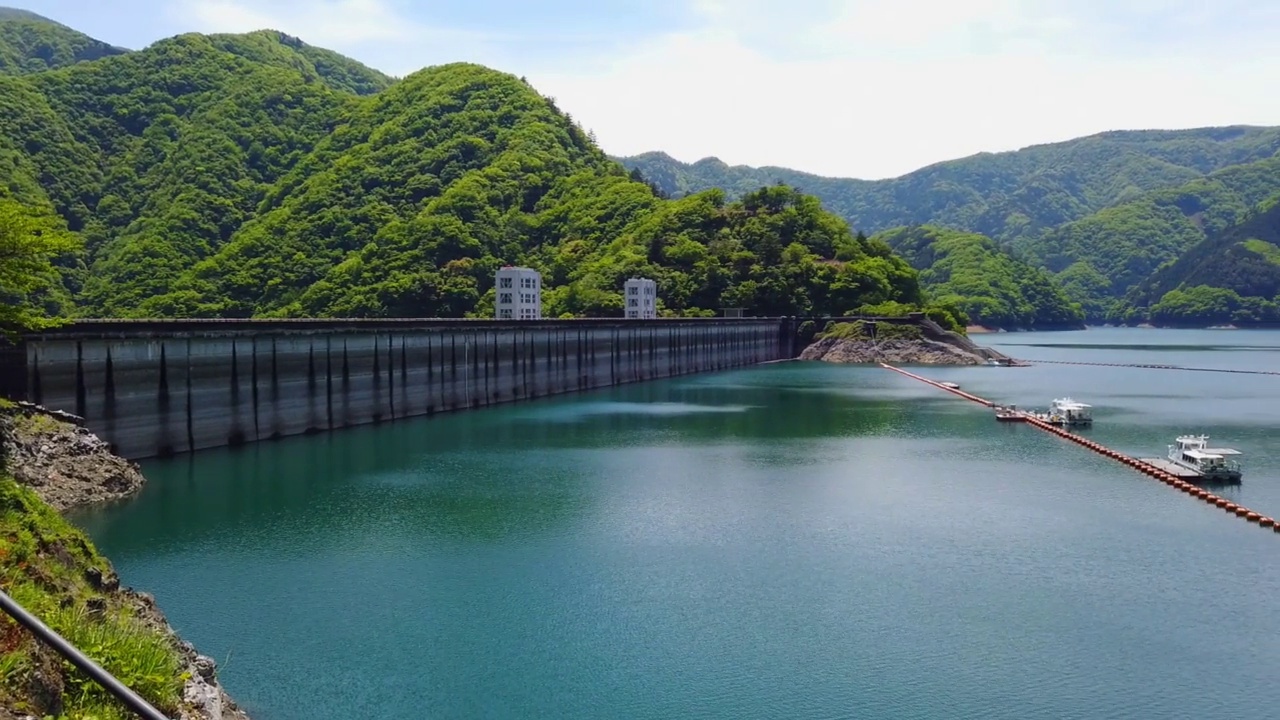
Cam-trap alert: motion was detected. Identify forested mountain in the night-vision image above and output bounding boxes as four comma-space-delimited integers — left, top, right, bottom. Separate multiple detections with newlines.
619, 128, 1280, 246
620, 130, 1280, 324
8, 8, 1276, 329
1115, 195, 1280, 326
0, 18, 926, 323
1013, 155, 1280, 319
0, 7, 127, 74
875, 226, 1083, 330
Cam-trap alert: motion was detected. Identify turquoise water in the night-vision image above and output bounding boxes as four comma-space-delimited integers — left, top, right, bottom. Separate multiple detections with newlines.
74, 328, 1280, 719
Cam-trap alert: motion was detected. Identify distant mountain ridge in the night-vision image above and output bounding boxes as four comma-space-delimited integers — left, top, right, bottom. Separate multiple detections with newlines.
617, 127, 1280, 247
619, 127, 1280, 323
0, 6, 393, 93
0, 6, 129, 74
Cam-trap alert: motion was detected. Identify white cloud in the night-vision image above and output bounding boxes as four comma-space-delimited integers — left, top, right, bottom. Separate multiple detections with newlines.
172, 0, 501, 73
170, 0, 1280, 179
527, 0, 1280, 179
178, 0, 411, 44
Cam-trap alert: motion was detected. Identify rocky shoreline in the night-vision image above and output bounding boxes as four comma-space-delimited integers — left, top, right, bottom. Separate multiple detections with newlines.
0, 401, 249, 720
0, 402, 146, 511
800, 335, 987, 365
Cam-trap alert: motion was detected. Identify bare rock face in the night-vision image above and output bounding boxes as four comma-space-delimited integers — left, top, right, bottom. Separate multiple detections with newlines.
799, 337, 985, 365
0, 403, 145, 510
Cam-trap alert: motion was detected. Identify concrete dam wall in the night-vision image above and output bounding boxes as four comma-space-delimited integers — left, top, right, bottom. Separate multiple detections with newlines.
2, 318, 794, 460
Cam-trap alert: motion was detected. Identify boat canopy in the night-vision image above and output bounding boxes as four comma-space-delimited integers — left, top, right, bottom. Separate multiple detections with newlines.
1183, 449, 1227, 460
1172, 435, 1241, 455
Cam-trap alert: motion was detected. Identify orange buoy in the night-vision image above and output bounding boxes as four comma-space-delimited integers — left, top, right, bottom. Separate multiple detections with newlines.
883, 364, 1274, 538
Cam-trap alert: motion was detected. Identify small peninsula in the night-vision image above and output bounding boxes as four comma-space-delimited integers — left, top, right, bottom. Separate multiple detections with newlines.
798, 320, 993, 365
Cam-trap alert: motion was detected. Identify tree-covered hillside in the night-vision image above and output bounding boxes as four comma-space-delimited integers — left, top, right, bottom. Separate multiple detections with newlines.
619, 128, 1280, 247
1115, 194, 1280, 326
0, 26, 924, 324
621, 132, 1280, 325
1018, 155, 1280, 319
14, 9, 1273, 329
0, 7, 128, 75
874, 226, 1083, 330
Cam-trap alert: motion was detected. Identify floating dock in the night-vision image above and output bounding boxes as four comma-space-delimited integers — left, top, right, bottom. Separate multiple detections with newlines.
879, 363, 1277, 534
878, 364, 994, 407
1135, 458, 1202, 479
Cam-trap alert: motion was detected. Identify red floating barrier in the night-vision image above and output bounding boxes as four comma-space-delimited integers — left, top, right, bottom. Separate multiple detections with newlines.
879, 363, 1274, 539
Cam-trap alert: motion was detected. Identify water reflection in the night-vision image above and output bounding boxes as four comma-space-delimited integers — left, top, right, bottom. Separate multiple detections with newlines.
74, 366, 924, 556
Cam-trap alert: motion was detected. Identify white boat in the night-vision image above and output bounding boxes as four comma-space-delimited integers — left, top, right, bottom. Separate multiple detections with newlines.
1034, 397, 1092, 426
993, 404, 1023, 422
940, 382, 961, 389
1168, 435, 1243, 482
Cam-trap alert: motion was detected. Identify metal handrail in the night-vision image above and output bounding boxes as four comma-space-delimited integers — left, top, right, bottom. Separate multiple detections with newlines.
0, 589, 173, 720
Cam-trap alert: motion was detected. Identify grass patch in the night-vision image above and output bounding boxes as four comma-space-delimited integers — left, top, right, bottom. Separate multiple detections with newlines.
1242, 238, 1280, 267
818, 321, 924, 341
12, 411, 62, 436
0, 476, 186, 719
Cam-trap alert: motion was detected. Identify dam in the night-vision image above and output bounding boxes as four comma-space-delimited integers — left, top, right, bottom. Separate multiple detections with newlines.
0, 318, 795, 459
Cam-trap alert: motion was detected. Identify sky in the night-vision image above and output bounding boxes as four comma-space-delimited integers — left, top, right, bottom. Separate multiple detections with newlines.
11, 0, 1280, 179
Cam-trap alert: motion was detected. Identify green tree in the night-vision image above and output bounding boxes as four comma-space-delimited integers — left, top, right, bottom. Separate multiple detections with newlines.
874, 225, 1083, 329
0, 197, 80, 334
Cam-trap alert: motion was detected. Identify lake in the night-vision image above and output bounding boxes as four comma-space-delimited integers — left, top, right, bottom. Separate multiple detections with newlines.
74, 327, 1280, 719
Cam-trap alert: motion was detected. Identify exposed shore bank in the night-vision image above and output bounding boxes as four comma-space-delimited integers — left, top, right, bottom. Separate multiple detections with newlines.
798, 320, 994, 365
0, 401, 249, 720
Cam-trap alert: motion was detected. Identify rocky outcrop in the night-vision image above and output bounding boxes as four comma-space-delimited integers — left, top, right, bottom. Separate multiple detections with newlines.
0, 402, 146, 511
127, 590, 251, 720
0, 401, 250, 720
799, 336, 986, 365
